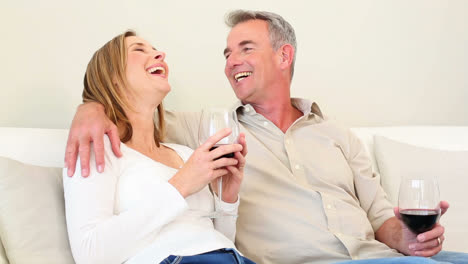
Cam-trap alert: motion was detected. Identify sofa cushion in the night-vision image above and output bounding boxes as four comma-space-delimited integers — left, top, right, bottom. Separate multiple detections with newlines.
0, 156, 74, 263
0, 238, 8, 264
374, 135, 468, 252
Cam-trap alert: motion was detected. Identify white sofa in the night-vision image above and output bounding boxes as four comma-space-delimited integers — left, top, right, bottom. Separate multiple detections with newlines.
0, 126, 467, 263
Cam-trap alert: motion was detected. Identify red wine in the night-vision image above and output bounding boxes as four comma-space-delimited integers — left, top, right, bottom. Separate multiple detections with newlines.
210, 146, 234, 159
400, 209, 440, 234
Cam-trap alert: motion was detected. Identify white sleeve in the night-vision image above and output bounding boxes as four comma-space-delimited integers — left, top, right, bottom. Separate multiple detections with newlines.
213, 195, 239, 242
63, 139, 188, 264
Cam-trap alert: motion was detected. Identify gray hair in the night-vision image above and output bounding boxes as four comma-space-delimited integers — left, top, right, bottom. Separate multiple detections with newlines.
225, 10, 297, 80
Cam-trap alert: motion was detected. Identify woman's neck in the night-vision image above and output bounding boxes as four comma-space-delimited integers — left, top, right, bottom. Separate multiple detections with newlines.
121, 108, 159, 153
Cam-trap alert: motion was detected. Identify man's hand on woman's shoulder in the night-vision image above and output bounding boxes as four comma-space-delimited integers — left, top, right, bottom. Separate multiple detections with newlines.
65, 102, 122, 177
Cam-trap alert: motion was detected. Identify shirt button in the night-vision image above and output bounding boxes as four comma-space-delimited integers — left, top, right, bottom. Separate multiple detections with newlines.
245, 108, 250, 113
285, 139, 290, 145
263, 121, 268, 127
294, 164, 301, 170
326, 204, 332, 209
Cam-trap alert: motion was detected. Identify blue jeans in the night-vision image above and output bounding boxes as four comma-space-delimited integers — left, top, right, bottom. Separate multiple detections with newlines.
159, 248, 256, 264
336, 251, 468, 264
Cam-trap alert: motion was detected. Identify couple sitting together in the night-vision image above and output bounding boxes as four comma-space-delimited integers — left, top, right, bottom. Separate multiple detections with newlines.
63, 9, 467, 264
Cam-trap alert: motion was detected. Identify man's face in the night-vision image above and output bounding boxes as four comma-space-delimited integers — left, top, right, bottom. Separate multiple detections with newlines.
224, 20, 281, 104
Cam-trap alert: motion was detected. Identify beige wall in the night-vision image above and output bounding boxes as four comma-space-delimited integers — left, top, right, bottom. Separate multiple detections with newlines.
1, 0, 467, 128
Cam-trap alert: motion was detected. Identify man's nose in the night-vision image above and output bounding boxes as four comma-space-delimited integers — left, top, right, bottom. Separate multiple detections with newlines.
226, 52, 242, 69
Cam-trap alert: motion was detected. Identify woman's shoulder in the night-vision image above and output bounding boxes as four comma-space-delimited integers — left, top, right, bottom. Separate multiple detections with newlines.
94, 135, 123, 166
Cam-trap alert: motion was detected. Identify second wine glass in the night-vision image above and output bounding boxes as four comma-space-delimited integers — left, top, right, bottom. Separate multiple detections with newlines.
398, 175, 441, 234
198, 108, 240, 218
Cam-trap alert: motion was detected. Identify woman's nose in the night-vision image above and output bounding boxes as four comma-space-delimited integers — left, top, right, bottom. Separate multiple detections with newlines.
154, 51, 165, 61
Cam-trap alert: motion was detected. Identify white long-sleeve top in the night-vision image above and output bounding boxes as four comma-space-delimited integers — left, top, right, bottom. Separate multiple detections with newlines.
63, 137, 238, 264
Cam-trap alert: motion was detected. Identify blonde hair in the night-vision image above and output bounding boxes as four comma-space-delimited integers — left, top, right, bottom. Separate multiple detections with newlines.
82, 30, 165, 146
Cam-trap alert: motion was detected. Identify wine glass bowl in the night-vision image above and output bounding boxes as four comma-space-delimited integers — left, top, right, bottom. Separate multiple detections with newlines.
198, 109, 239, 147
398, 176, 441, 234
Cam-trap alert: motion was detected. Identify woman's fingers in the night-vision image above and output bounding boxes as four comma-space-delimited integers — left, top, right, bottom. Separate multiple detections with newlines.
233, 151, 246, 169
208, 144, 243, 160
237, 133, 248, 157
212, 156, 239, 169
200, 128, 232, 150
212, 168, 229, 178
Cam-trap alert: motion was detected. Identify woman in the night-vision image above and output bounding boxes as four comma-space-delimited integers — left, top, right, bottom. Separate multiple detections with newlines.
63, 30, 255, 264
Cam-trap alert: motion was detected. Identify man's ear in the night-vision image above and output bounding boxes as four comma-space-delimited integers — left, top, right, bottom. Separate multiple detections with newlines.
278, 44, 294, 70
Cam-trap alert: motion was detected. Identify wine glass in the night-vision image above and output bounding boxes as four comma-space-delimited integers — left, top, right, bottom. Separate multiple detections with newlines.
398, 175, 441, 234
198, 108, 240, 218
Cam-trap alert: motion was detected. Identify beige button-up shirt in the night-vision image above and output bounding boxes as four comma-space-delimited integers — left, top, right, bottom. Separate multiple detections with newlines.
164, 98, 402, 264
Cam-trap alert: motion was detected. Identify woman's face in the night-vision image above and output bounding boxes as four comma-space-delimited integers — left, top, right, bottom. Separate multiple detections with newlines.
124, 36, 170, 108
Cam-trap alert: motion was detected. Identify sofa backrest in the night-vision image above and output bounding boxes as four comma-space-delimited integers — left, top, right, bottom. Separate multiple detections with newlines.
0, 127, 69, 168
2, 126, 467, 170
351, 126, 468, 173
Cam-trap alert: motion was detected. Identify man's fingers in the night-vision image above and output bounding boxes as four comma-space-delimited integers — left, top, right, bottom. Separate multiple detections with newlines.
411, 235, 444, 252
440, 201, 450, 215
93, 137, 105, 173
414, 239, 442, 257
65, 142, 78, 177
417, 223, 444, 243
78, 140, 91, 177
107, 125, 122, 157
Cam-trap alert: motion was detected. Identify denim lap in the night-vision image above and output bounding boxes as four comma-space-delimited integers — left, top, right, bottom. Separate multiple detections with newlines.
159, 248, 256, 264
336, 251, 468, 264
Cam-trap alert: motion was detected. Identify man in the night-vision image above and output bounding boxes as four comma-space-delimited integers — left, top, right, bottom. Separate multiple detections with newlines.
65, 10, 464, 264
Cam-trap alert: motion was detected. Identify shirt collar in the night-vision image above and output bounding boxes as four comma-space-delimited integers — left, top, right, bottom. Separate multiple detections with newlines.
233, 98, 324, 119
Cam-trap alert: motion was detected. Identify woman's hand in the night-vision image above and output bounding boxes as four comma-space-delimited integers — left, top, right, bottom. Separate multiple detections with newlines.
211, 133, 247, 203
168, 128, 243, 198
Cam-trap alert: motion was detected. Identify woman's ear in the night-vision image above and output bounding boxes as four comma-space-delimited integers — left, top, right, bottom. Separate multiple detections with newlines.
279, 44, 294, 70
112, 76, 119, 87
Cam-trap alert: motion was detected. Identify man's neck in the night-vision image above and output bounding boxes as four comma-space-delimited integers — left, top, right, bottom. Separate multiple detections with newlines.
250, 98, 303, 133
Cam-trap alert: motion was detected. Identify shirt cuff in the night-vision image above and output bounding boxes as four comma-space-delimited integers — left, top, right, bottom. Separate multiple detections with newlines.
163, 181, 189, 210
214, 194, 240, 212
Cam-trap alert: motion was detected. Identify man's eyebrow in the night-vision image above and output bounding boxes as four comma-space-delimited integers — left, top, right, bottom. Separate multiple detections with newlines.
223, 40, 255, 57
239, 40, 254, 46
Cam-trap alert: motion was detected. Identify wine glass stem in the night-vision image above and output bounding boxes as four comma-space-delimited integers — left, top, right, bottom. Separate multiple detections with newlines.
218, 177, 223, 204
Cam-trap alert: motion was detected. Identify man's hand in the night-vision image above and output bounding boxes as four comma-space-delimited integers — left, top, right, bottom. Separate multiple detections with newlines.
376, 201, 449, 257
65, 102, 122, 177
394, 201, 449, 257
